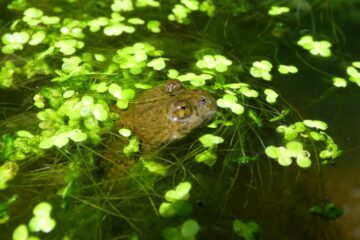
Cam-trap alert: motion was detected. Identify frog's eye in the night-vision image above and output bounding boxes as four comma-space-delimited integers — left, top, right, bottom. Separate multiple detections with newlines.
171, 100, 192, 121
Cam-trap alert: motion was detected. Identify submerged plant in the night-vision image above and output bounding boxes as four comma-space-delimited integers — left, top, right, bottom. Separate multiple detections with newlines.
0, 0, 355, 239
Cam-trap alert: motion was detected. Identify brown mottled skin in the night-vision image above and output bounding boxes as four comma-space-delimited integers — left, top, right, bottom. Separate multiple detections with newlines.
114, 80, 216, 146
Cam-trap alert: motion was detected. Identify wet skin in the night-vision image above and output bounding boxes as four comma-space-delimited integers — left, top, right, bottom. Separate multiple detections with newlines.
114, 80, 216, 146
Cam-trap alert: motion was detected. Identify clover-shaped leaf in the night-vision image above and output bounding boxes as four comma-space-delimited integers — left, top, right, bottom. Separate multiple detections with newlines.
165, 181, 192, 202
195, 148, 217, 166
147, 20, 161, 33
28, 202, 56, 233
109, 83, 135, 100
264, 89, 278, 103
147, 57, 166, 70
233, 219, 259, 240
278, 64, 298, 74
92, 104, 108, 121
217, 94, 244, 115
159, 200, 192, 218
250, 60, 273, 81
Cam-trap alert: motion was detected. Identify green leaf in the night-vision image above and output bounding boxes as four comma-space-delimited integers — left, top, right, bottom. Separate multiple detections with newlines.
250, 60, 273, 81
277, 147, 292, 166
53, 134, 69, 148
265, 146, 279, 159
147, 58, 166, 70
303, 120, 328, 130
119, 128, 132, 137
181, 219, 200, 238
268, 6, 290, 16
39, 138, 54, 149
162, 227, 182, 240
195, 149, 217, 166
147, 20, 161, 33
123, 136, 139, 157
24, 8, 43, 18
198, 134, 224, 148
159, 201, 192, 218
29, 31, 46, 45
278, 64, 298, 74
143, 161, 167, 176
93, 104, 108, 121
12, 224, 29, 240
29, 202, 56, 233
332, 77, 347, 88
165, 181, 192, 202
41, 16, 60, 25
233, 219, 259, 240
296, 153, 312, 168
68, 129, 88, 142
286, 141, 303, 155
264, 89, 278, 103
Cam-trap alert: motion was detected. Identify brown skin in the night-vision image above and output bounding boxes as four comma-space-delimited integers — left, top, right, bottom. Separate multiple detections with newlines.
114, 80, 216, 146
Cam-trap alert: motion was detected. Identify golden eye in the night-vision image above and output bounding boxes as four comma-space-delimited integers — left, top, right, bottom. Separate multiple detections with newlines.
171, 101, 192, 120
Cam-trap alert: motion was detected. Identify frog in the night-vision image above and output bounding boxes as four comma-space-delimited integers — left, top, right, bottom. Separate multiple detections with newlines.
114, 79, 217, 147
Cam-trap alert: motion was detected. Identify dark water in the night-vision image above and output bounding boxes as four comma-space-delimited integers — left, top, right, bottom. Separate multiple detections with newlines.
1, 1, 360, 239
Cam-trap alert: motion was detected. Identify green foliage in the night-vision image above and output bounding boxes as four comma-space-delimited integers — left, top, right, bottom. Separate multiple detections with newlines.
0, 61, 17, 88
0, 161, 19, 190
265, 120, 342, 168
12, 202, 56, 240
196, 54, 232, 73
28, 202, 56, 233
0, 195, 17, 224
297, 35, 332, 57
278, 64, 298, 75
310, 202, 343, 220
123, 136, 140, 157
250, 60, 273, 81
0, 0, 349, 238
159, 182, 193, 218
268, 6, 290, 16
163, 219, 200, 240
264, 88, 278, 103
217, 94, 244, 115
142, 160, 168, 176
233, 219, 259, 240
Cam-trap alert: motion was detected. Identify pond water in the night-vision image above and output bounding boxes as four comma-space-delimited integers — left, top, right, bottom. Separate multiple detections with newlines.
1, 1, 360, 240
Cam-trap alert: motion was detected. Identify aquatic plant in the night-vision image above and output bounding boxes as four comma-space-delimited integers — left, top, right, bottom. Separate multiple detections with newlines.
0, 0, 356, 239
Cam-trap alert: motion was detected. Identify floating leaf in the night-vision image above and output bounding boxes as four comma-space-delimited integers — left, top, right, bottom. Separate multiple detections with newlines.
198, 134, 224, 148
68, 129, 88, 142
181, 219, 200, 238
268, 6, 290, 16
332, 77, 347, 88
119, 128, 132, 137
143, 161, 167, 176
165, 182, 192, 202
303, 120, 328, 130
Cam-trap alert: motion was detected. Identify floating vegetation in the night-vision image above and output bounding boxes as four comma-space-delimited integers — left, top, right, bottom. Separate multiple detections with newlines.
0, 0, 357, 239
